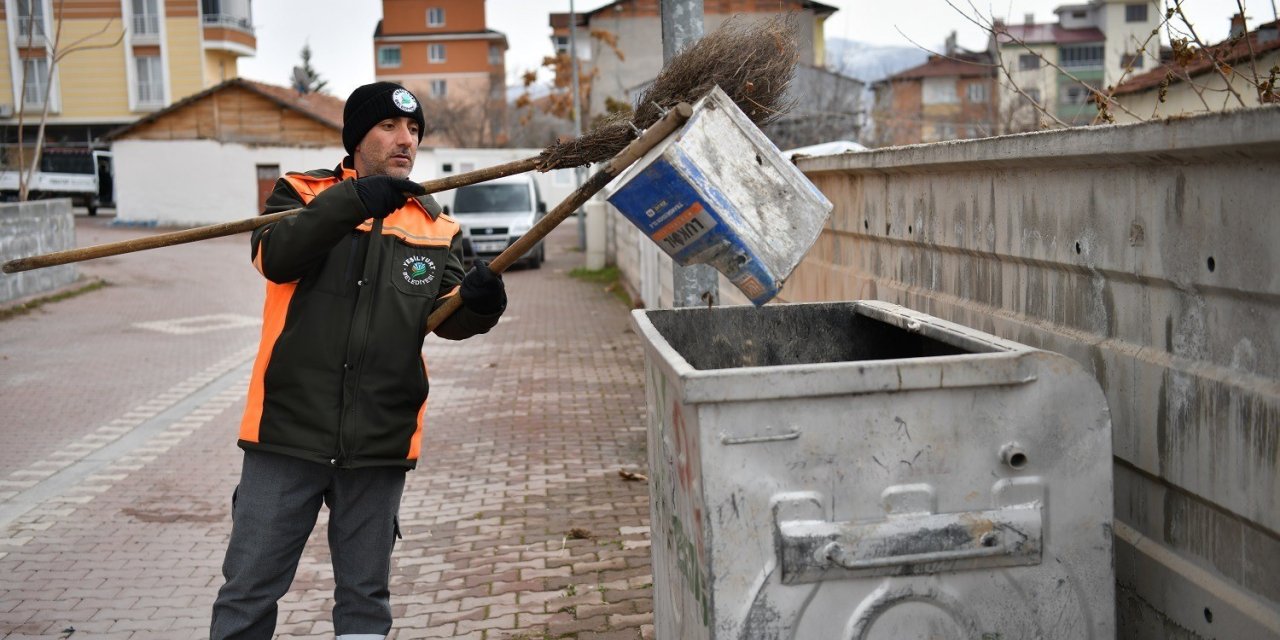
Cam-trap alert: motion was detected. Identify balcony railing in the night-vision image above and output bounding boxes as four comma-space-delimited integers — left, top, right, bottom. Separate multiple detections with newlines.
202, 13, 254, 33
16, 16, 47, 42
136, 81, 163, 107
132, 14, 160, 37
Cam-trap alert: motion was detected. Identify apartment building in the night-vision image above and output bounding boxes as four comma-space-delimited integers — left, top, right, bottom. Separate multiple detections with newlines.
994, 0, 1159, 129
1111, 17, 1280, 122
871, 41, 997, 146
372, 0, 508, 147
1, 0, 256, 154
549, 0, 837, 119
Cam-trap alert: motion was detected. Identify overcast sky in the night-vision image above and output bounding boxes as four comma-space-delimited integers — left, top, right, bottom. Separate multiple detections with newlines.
238, 0, 1269, 100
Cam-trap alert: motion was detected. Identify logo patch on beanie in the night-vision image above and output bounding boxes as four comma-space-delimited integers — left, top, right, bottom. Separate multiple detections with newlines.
392, 89, 418, 113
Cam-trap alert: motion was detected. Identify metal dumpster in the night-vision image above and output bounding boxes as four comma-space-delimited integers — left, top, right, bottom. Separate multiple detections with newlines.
632, 301, 1115, 639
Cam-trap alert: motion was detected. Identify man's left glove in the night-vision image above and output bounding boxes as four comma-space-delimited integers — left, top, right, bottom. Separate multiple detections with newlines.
460, 260, 506, 315
353, 175, 426, 219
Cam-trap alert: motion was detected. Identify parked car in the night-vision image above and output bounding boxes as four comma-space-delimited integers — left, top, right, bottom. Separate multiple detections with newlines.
448, 173, 547, 269
0, 148, 114, 215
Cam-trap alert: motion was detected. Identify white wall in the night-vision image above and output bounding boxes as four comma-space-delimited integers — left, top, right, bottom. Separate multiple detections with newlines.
1100, 0, 1160, 85
112, 139, 345, 226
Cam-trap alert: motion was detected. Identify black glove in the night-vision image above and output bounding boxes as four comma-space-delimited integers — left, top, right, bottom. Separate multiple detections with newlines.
460, 260, 506, 315
353, 176, 426, 219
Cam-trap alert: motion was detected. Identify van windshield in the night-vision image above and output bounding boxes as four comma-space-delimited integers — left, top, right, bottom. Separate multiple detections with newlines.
453, 184, 530, 213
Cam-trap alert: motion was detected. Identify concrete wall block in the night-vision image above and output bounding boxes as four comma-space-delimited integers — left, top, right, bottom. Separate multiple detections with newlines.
790, 106, 1280, 639
0, 200, 78, 304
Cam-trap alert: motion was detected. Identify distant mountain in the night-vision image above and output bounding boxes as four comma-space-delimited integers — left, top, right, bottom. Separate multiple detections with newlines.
825, 38, 930, 84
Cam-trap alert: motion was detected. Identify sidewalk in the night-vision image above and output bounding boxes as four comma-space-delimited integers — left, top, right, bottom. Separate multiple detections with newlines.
0, 221, 656, 639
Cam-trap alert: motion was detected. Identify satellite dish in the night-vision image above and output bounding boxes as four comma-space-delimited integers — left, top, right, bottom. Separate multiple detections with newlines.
292, 66, 309, 93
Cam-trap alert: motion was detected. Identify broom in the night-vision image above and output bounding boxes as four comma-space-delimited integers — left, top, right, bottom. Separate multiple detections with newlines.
3, 16, 799, 274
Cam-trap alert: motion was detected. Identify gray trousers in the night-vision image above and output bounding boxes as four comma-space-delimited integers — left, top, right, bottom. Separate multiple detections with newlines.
210, 450, 406, 640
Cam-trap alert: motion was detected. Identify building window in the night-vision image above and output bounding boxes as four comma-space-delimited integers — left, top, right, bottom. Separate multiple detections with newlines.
489, 45, 502, 66
135, 55, 164, 106
132, 0, 161, 36
21, 57, 50, 106
552, 35, 569, 54
935, 122, 956, 140
377, 46, 401, 68
1062, 84, 1091, 105
1024, 88, 1042, 104
966, 82, 988, 103
1071, 10, 1086, 18
1125, 3, 1148, 22
1018, 54, 1041, 70
429, 44, 446, 63
1059, 44, 1104, 69
430, 79, 447, 98
427, 7, 445, 27
16, 0, 46, 39
1120, 52, 1144, 69
922, 77, 959, 105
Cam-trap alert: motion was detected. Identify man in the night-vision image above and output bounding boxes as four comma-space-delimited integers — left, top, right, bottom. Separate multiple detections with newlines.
211, 82, 506, 639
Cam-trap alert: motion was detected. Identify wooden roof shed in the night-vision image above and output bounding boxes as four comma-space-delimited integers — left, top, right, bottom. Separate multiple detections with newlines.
103, 79, 348, 226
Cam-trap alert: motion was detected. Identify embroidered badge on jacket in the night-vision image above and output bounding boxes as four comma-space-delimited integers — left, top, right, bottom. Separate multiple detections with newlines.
402, 256, 436, 286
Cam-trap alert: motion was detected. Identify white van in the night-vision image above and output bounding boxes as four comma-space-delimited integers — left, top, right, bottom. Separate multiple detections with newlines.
447, 173, 547, 269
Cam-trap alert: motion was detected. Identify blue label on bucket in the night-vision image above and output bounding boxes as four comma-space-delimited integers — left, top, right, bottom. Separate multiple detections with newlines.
608, 147, 782, 305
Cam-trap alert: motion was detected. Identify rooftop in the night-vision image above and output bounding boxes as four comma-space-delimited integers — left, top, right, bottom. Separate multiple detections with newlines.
1113, 20, 1280, 95
995, 23, 1105, 45
104, 78, 345, 141
878, 52, 995, 83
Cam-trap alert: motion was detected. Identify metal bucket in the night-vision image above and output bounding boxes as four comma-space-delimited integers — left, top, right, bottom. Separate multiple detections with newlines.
633, 301, 1116, 639
607, 86, 832, 305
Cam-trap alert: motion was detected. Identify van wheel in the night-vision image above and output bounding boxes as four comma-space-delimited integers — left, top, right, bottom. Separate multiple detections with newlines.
87, 205, 98, 216
529, 244, 544, 269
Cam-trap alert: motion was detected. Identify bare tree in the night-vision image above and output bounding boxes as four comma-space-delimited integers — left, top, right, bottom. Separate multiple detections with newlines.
15, 0, 125, 200
422, 87, 509, 148
765, 64, 863, 149
938, 0, 1277, 130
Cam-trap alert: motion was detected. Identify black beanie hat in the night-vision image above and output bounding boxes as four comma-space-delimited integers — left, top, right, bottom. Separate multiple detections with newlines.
342, 82, 426, 155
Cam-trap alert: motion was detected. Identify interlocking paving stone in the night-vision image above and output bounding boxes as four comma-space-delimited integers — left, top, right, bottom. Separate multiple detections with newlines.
1, 223, 656, 638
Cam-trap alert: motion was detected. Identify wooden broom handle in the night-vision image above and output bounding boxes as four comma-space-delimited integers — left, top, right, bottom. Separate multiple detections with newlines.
1, 156, 542, 274
426, 102, 692, 333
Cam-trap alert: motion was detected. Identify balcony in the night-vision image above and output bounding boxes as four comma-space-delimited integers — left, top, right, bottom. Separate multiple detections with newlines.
202, 13, 253, 33
201, 13, 256, 56
201, 0, 255, 55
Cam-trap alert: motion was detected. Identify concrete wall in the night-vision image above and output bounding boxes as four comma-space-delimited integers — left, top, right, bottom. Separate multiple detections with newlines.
0, 199, 77, 303
774, 105, 1279, 639
112, 140, 345, 226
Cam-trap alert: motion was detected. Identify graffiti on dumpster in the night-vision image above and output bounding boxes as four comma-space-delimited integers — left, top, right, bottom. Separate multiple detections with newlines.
648, 364, 712, 628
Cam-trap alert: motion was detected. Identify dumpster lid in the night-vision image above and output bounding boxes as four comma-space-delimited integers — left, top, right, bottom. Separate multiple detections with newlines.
632, 301, 1038, 404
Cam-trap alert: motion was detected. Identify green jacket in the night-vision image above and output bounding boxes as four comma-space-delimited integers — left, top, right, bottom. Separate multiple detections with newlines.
237, 162, 501, 469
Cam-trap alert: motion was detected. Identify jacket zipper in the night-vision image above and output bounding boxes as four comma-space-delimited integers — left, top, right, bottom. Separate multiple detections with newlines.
341, 217, 384, 466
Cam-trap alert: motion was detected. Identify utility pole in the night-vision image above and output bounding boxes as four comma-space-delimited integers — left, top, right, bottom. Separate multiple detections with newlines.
660, 0, 718, 308
569, 0, 586, 249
